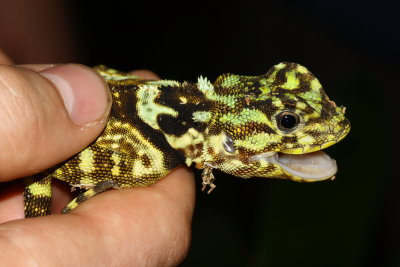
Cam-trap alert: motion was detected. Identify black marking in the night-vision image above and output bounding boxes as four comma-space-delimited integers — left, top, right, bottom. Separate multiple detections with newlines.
338, 118, 350, 129
140, 154, 151, 167
282, 99, 298, 110
304, 130, 323, 139
257, 98, 277, 120
76, 193, 88, 203
302, 103, 315, 114
157, 115, 190, 136
281, 136, 298, 144
244, 80, 264, 97
273, 68, 288, 87
296, 72, 314, 93
320, 97, 337, 119
154, 84, 213, 136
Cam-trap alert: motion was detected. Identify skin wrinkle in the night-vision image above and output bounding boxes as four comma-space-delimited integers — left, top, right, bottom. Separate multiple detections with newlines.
0, 68, 41, 132
0, 224, 38, 263
163, 213, 191, 264
24, 74, 60, 149
0, 69, 51, 176
159, 180, 193, 263
0, 77, 28, 175
0, 68, 21, 97
0, 220, 70, 265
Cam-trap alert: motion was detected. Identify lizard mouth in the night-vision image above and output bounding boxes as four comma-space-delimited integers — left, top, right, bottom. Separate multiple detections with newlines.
249, 151, 337, 181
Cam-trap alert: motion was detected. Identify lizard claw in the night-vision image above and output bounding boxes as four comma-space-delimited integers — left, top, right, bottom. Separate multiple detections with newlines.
201, 165, 216, 194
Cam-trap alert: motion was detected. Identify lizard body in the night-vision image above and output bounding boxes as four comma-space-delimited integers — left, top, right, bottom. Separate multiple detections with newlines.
24, 63, 350, 217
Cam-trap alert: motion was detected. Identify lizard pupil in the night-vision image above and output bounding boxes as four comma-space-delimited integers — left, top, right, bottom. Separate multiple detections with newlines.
277, 112, 300, 131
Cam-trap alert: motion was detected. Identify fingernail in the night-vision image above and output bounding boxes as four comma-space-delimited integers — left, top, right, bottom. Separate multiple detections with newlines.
40, 64, 111, 125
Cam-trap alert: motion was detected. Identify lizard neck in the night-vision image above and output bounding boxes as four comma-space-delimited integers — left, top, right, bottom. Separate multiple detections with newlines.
136, 79, 214, 168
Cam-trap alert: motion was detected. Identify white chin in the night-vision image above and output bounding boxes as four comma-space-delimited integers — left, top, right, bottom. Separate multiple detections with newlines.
276, 151, 337, 181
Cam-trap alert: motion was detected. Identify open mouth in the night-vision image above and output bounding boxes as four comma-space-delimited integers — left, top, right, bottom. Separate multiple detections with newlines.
249, 151, 337, 181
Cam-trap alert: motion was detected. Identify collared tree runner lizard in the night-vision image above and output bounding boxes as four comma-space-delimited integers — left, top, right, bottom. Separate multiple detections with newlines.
24, 62, 350, 217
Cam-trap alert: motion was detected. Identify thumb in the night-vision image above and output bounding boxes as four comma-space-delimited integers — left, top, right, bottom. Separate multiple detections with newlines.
0, 64, 111, 180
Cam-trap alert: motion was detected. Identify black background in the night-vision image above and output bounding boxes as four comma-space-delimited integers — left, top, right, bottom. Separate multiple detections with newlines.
5, 0, 400, 266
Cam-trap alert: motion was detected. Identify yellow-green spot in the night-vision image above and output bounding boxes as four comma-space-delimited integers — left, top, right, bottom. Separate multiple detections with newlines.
66, 200, 78, 210
275, 62, 286, 70
282, 71, 300, 90
84, 189, 97, 198
79, 148, 95, 173
179, 96, 188, 104
299, 90, 323, 112
28, 182, 51, 197
137, 84, 178, 130
166, 128, 204, 150
258, 80, 272, 96
298, 134, 315, 145
193, 111, 212, 122
296, 65, 309, 74
111, 153, 121, 164
111, 143, 120, 149
296, 101, 307, 110
310, 78, 322, 91
166, 131, 194, 156
111, 153, 121, 176
111, 165, 120, 176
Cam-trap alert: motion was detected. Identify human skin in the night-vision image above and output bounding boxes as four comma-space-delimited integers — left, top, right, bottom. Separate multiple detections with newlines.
0, 51, 195, 266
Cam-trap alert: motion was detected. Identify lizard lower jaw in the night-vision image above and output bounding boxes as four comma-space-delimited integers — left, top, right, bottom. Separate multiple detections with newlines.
276, 151, 337, 181
249, 151, 337, 181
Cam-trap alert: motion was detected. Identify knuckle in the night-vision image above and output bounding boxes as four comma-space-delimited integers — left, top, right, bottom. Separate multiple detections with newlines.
0, 66, 60, 172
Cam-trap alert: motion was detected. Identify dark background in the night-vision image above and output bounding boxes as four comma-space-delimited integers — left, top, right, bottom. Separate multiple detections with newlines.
1, 0, 399, 266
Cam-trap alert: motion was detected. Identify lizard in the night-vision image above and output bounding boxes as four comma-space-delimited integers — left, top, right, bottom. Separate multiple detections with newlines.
23, 62, 350, 217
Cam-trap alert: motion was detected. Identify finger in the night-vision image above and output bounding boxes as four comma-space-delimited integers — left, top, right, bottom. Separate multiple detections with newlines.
0, 167, 195, 265
0, 64, 111, 180
0, 50, 13, 64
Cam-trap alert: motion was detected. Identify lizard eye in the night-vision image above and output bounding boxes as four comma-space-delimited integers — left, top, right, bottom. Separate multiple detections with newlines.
277, 111, 300, 132
222, 132, 236, 154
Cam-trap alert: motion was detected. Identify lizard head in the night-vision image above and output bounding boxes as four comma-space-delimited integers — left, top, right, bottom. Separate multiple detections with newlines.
200, 62, 350, 182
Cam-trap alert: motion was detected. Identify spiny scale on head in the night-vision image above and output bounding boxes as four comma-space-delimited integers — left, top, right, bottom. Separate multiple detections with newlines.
23, 62, 350, 217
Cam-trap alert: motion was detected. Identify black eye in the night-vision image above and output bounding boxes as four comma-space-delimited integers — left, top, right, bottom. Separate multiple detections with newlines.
222, 132, 236, 154
277, 111, 300, 131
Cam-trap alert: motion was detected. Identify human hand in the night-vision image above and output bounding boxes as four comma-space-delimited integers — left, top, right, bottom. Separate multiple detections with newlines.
0, 51, 194, 266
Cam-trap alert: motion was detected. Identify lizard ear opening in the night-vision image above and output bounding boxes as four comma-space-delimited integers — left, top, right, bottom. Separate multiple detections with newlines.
222, 132, 236, 154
